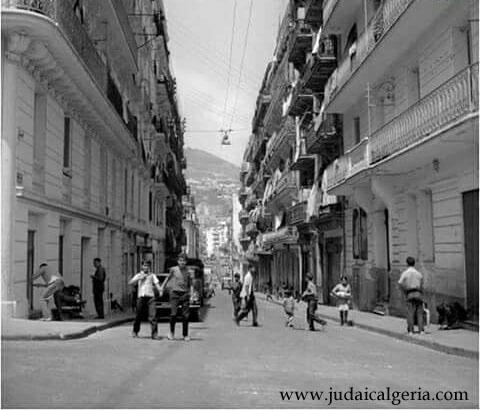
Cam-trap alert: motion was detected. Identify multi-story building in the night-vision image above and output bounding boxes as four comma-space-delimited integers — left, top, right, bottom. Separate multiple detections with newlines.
321, 0, 478, 319
1, 0, 186, 318
182, 188, 200, 259
240, 0, 478, 321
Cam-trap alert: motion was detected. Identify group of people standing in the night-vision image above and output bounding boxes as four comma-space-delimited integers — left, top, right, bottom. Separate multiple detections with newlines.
32, 258, 107, 321
129, 253, 192, 341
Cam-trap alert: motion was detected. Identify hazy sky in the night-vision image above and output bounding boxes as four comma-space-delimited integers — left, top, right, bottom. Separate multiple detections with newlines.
164, 0, 289, 166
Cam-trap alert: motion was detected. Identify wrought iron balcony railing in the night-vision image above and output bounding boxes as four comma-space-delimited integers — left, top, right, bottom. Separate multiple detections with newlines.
246, 222, 258, 236
303, 0, 323, 27
287, 201, 308, 225
302, 38, 337, 92
325, 63, 479, 190
287, 18, 315, 69
370, 63, 479, 164
262, 226, 298, 246
324, 0, 413, 107
239, 210, 249, 224
4, 0, 108, 91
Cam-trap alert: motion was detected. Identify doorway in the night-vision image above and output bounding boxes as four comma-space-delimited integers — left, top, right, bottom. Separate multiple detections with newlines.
80, 237, 90, 299
325, 237, 342, 305
27, 230, 35, 312
463, 189, 478, 320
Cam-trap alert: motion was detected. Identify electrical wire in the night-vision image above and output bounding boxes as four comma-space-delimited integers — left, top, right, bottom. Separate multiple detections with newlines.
185, 128, 249, 134
229, 0, 254, 130
167, 14, 260, 86
222, 0, 238, 130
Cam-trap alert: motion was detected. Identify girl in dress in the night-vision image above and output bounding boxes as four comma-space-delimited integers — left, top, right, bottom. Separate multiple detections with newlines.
331, 276, 352, 325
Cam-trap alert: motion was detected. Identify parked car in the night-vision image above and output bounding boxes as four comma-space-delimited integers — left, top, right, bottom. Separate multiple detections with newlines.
156, 257, 205, 321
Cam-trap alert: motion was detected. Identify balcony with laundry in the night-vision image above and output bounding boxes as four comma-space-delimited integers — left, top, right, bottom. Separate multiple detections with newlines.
287, 8, 316, 71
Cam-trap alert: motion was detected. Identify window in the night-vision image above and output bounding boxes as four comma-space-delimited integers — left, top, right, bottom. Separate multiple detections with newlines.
354, 116, 361, 144
352, 208, 368, 260
63, 117, 71, 170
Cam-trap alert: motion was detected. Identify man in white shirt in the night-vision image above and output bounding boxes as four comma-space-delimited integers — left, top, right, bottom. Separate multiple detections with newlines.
129, 261, 162, 339
235, 264, 258, 327
398, 256, 425, 335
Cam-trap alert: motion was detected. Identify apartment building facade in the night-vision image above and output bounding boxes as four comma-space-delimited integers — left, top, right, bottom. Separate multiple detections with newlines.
321, 0, 478, 318
1, 0, 186, 318
239, 0, 478, 321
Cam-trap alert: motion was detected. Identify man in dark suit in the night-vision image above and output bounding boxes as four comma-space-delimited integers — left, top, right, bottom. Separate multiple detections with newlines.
91, 258, 106, 319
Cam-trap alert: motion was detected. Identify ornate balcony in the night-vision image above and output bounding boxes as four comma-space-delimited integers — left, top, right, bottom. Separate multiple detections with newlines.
303, 0, 323, 27
4, 0, 108, 91
302, 38, 337, 92
264, 117, 296, 169
252, 93, 272, 132
325, 63, 479, 192
323, 0, 451, 112
257, 212, 273, 233
239, 235, 251, 251
288, 19, 315, 69
262, 226, 298, 246
240, 162, 251, 181
291, 137, 315, 172
245, 164, 258, 187
305, 114, 342, 162
239, 210, 249, 225
245, 194, 258, 211
246, 222, 258, 237
287, 201, 308, 226
285, 83, 314, 117
266, 171, 298, 212
369, 63, 479, 164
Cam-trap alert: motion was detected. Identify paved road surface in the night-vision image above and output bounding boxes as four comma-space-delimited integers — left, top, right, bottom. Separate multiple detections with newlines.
2, 292, 478, 408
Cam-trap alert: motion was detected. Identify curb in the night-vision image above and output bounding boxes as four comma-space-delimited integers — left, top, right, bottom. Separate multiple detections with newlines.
2, 317, 134, 341
258, 294, 478, 359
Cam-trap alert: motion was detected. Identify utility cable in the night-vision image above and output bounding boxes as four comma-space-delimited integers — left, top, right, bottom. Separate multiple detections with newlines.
229, 0, 254, 130
222, 0, 238, 130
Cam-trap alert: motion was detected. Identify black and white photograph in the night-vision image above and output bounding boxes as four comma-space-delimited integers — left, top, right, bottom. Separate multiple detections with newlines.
1, 0, 479, 408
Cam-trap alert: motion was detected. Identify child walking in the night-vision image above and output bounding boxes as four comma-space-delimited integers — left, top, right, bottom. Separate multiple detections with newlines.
283, 290, 295, 328
331, 276, 352, 325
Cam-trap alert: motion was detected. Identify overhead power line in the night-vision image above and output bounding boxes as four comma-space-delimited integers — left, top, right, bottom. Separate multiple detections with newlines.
229, 0, 254, 130
222, 0, 238, 130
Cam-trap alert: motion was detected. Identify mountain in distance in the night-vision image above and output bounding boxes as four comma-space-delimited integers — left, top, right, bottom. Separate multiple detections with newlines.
184, 147, 240, 228
184, 147, 240, 181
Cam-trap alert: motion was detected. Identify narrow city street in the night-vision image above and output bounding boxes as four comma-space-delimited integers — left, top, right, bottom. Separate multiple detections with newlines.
2, 292, 478, 409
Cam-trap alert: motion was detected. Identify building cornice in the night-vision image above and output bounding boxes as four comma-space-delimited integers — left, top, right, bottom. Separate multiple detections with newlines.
2, 11, 140, 161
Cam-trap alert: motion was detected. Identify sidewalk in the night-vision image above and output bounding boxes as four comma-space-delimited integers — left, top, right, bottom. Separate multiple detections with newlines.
1, 311, 134, 341
257, 293, 479, 359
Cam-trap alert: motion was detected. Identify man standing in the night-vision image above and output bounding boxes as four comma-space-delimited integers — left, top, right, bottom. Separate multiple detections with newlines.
302, 273, 326, 331
91, 258, 106, 319
235, 264, 258, 327
160, 253, 193, 341
231, 273, 242, 318
129, 261, 161, 339
32, 263, 65, 321
398, 256, 425, 335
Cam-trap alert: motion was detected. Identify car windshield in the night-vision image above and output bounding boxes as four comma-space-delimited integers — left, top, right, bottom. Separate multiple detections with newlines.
156, 274, 169, 285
